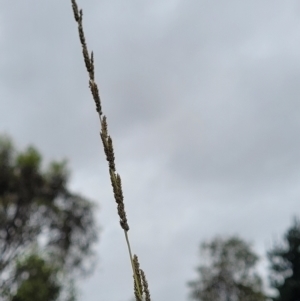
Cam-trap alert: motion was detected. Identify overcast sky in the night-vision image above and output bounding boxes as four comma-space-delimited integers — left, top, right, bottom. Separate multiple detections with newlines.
1, 0, 300, 300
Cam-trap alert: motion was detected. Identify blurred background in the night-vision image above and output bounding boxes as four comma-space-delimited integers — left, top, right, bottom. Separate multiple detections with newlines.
1, 1, 300, 300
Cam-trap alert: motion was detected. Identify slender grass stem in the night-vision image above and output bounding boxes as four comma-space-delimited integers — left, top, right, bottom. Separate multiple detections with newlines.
70, 1, 151, 300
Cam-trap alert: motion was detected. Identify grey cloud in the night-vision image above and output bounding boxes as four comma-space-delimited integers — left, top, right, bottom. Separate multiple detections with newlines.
1, 1, 300, 301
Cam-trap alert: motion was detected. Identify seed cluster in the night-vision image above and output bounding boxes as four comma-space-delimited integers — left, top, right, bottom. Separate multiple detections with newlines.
70, 1, 151, 299
71, 0, 129, 231
133, 255, 151, 301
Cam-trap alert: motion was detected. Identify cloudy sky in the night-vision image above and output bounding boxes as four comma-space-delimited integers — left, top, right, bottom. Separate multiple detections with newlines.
1, 0, 300, 300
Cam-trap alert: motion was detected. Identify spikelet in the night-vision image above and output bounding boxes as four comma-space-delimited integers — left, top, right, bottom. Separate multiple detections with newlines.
70, 1, 150, 300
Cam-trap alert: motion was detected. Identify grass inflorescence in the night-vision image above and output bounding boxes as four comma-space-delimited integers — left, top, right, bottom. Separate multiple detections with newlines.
70, 1, 151, 300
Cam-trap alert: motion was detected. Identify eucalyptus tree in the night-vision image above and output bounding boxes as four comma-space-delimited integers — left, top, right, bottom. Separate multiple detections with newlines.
268, 218, 300, 301
188, 236, 267, 301
0, 135, 98, 299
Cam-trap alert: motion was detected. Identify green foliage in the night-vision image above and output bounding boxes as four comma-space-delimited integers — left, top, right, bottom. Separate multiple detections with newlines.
11, 252, 61, 301
0, 134, 98, 299
188, 236, 267, 301
268, 218, 300, 301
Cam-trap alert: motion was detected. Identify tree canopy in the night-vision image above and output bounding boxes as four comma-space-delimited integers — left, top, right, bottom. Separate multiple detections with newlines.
268, 218, 300, 301
11, 251, 61, 301
0, 134, 98, 300
188, 236, 267, 301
